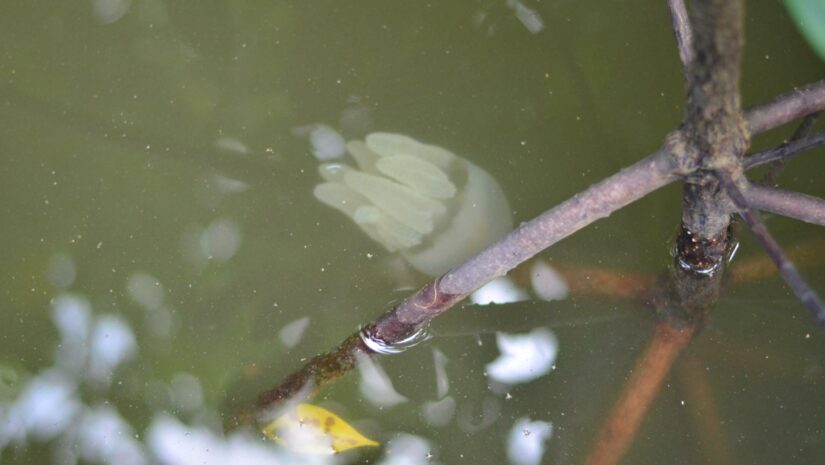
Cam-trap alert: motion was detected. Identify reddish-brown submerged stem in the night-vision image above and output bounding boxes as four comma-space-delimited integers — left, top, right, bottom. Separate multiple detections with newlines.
585, 323, 696, 465
680, 358, 737, 465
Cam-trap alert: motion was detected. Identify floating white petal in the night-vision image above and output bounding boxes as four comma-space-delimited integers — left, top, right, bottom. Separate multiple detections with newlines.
530, 260, 569, 302
471, 277, 529, 305
356, 352, 408, 408
507, 417, 553, 465
486, 328, 558, 385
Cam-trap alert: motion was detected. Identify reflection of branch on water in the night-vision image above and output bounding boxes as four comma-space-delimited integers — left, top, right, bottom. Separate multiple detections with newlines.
431, 299, 637, 338
585, 323, 695, 465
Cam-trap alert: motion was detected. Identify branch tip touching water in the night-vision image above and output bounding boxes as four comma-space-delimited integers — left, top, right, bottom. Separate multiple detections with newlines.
720, 174, 825, 329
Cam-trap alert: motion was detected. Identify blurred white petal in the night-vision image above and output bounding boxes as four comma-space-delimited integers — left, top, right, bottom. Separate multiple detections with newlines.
432, 348, 449, 399
530, 260, 569, 302
147, 415, 314, 465
46, 253, 76, 289
92, 0, 130, 24
420, 396, 455, 427
215, 136, 249, 155
199, 219, 241, 261
279, 317, 310, 348
377, 434, 436, 465
51, 294, 93, 371
76, 404, 147, 465
506, 0, 544, 34
506, 417, 553, 465
486, 328, 558, 385
1, 369, 81, 444
294, 124, 347, 161
471, 277, 528, 305
356, 352, 407, 408
169, 373, 204, 413
89, 315, 138, 386
126, 273, 165, 310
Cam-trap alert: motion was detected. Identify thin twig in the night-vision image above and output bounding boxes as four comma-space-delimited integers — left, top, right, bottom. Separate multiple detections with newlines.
762, 112, 822, 184
719, 174, 825, 329
745, 80, 825, 135
744, 130, 825, 170
668, 0, 694, 72
744, 185, 825, 227
787, 111, 821, 140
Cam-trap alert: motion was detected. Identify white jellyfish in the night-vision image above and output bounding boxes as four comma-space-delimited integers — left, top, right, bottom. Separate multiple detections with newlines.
314, 132, 512, 277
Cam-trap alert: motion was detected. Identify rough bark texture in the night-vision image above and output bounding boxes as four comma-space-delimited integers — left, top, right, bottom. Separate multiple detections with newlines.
676, 0, 748, 277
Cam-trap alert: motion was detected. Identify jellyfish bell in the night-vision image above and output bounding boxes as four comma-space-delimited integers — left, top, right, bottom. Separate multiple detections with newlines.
314, 132, 512, 277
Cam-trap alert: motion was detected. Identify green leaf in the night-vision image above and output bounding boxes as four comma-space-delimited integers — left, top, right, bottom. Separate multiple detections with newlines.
786, 0, 825, 62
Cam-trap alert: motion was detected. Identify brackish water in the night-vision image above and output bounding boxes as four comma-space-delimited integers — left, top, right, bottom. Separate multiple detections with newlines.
1, 1, 824, 464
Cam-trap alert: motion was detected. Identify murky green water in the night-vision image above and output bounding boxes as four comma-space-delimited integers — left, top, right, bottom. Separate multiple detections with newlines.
2, 1, 824, 464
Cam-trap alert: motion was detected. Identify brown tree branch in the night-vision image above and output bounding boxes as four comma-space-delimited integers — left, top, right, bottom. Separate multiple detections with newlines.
744, 185, 825, 227
676, 0, 747, 275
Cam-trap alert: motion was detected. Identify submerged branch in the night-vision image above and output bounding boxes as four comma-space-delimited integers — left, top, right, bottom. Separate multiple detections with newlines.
744, 130, 825, 170
745, 185, 825, 227
720, 174, 825, 329
760, 112, 822, 184
584, 323, 696, 465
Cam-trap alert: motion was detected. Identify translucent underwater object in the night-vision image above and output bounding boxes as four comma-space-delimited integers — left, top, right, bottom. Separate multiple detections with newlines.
314, 132, 512, 277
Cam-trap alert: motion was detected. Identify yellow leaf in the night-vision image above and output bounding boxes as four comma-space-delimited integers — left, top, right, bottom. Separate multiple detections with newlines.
262, 403, 379, 454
